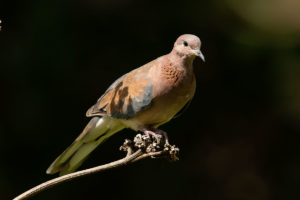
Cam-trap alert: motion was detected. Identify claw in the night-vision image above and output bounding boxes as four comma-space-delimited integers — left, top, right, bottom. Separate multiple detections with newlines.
140, 128, 169, 146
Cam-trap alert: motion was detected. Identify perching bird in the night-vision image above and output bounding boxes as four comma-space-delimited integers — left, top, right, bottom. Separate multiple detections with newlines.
47, 34, 205, 175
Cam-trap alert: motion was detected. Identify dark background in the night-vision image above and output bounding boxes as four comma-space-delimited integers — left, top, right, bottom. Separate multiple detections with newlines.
1, 0, 300, 199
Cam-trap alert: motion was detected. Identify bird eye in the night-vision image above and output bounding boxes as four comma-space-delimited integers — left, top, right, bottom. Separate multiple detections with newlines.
183, 41, 188, 47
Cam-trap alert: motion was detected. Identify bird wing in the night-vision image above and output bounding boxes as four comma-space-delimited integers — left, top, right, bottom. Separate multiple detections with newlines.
47, 116, 124, 175
86, 65, 153, 119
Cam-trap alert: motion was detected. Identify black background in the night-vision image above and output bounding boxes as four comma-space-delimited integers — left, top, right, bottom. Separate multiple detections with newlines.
1, 0, 300, 199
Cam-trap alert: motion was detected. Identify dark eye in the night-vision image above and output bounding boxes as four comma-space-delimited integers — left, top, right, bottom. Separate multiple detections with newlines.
183, 41, 188, 47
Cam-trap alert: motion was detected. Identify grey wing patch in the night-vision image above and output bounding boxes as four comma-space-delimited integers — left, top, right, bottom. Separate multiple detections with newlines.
86, 74, 126, 117
86, 76, 153, 120
110, 85, 153, 119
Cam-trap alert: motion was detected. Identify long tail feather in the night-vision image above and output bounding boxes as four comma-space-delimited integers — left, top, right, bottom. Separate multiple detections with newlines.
46, 116, 124, 175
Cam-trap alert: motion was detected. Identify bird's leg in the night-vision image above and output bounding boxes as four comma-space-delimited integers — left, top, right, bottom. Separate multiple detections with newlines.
137, 128, 179, 160
155, 129, 169, 146
142, 129, 162, 145
140, 128, 169, 146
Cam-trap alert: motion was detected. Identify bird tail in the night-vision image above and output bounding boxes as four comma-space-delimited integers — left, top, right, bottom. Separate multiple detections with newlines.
46, 116, 124, 176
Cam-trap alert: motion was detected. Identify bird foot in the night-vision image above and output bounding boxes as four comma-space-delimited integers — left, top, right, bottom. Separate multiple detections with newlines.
140, 128, 169, 147
155, 129, 170, 146
120, 130, 179, 161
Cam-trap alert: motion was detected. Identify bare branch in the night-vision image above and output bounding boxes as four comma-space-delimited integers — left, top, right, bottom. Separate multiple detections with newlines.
13, 133, 179, 200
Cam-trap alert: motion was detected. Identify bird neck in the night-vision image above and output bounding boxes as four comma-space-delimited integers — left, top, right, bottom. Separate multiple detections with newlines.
169, 51, 195, 71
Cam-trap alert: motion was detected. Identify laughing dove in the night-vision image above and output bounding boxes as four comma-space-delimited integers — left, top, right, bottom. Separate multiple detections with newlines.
47, 34, 205, 175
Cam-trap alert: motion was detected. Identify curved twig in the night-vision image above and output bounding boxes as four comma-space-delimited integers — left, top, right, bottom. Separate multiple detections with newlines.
13, 133, 179, 200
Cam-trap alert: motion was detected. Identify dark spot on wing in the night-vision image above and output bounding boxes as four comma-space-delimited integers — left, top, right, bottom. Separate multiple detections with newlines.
109, 86, 129, 118
96, 81, 124, 113
86, 70, 153, 119
110, 85, 153, 119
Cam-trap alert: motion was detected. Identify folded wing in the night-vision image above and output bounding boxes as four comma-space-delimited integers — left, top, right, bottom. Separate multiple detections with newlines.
87, 66, 153, 119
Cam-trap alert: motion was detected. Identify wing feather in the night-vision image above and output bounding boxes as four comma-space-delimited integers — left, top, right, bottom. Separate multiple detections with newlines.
86, 66, 153, 119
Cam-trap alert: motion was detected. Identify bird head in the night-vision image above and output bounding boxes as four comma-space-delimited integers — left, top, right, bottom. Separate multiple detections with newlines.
172, 34, 205, 62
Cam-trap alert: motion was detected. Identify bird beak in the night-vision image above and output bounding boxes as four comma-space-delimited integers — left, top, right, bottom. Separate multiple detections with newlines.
194, 50, 205, 62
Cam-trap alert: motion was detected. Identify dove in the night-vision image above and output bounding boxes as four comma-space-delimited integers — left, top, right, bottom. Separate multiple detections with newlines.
46, 34, 205, 175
